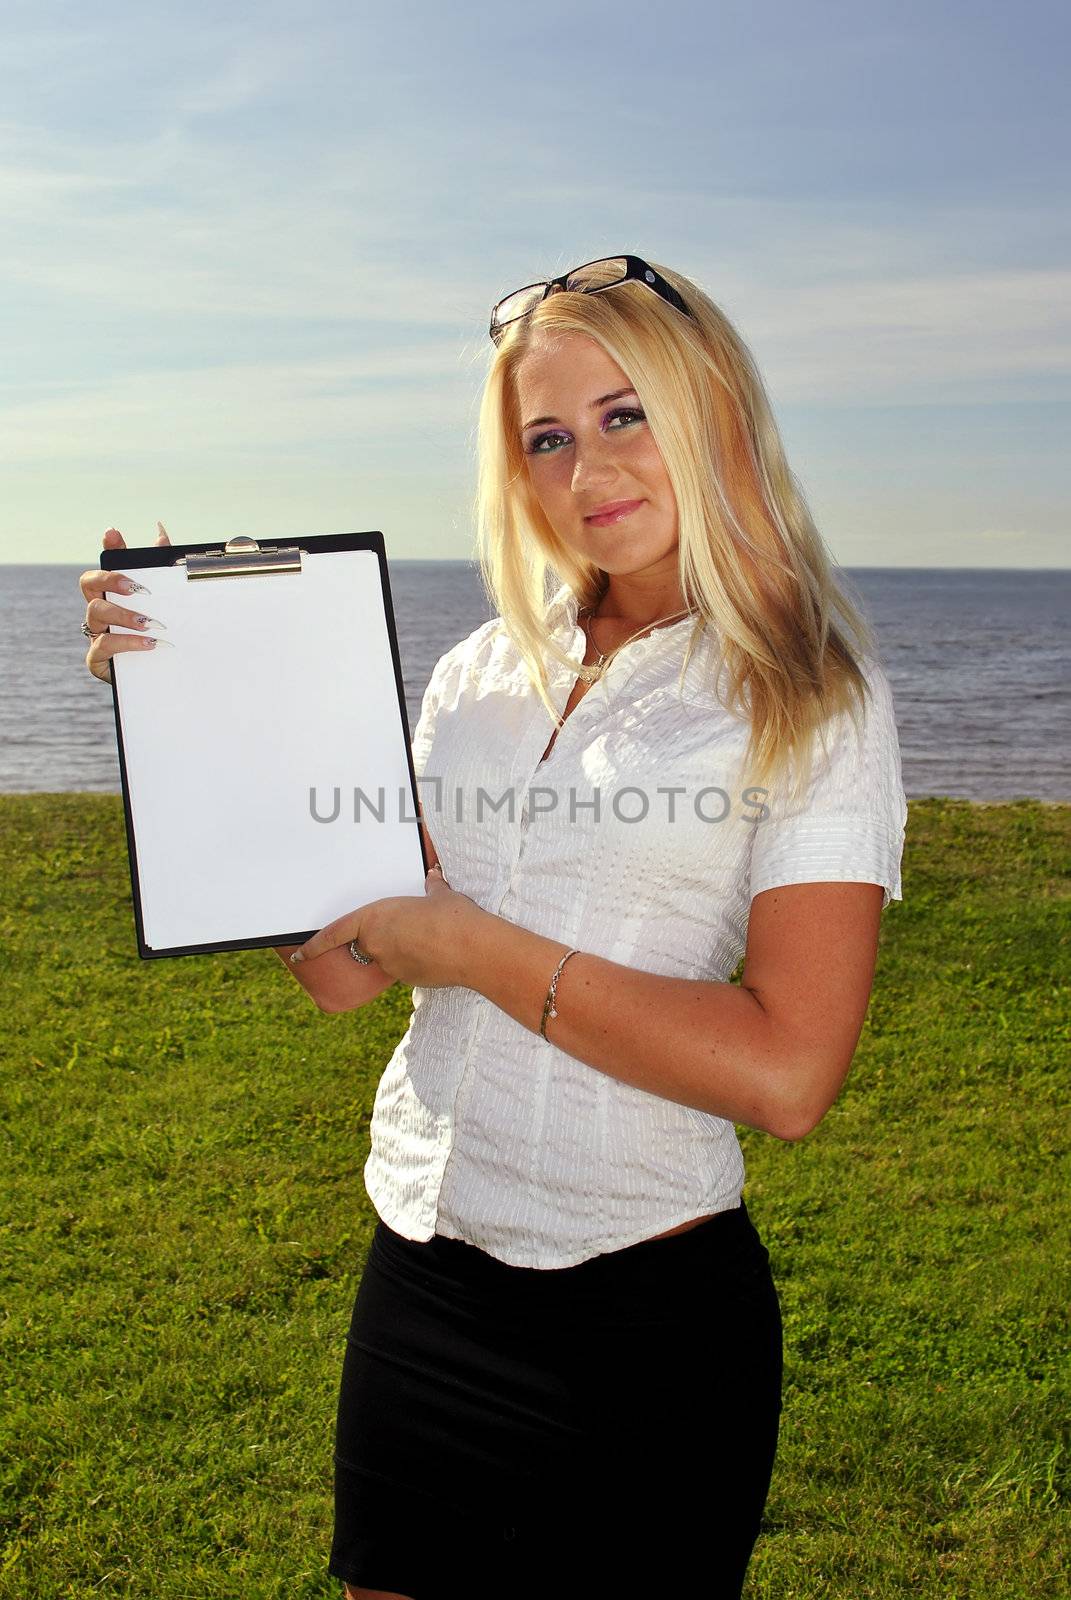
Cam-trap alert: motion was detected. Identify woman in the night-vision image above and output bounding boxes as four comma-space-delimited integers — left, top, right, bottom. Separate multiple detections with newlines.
80, 255, 908, 1599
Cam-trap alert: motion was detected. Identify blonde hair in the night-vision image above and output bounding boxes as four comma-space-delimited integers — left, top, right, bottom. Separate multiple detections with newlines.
473, 258, 880, 806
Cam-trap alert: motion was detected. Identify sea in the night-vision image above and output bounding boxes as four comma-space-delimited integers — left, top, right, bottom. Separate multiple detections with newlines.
1, 562, 1067, 802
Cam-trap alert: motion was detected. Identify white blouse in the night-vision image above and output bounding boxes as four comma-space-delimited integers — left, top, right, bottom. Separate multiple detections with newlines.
363, 582, 908, 1269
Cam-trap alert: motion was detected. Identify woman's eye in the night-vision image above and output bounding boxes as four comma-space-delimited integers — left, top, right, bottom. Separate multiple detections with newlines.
524, 407, 645, 456
605, 406, 645, 430
526, 430, 570, 455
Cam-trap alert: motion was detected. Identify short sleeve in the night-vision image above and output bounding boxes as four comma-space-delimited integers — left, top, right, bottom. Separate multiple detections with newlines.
748, 656, 908, 911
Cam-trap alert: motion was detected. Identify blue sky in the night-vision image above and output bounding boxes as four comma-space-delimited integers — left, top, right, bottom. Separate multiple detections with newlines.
2, 0, 1067, 566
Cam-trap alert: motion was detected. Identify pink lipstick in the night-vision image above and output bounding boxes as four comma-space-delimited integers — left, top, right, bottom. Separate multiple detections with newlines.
584, 499, 644, 527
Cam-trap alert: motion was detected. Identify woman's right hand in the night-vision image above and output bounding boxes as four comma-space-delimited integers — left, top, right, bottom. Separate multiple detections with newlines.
80, 523, 172, 683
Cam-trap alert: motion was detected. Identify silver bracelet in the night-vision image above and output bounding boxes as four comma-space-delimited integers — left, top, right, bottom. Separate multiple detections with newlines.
539, 948, 580, 1040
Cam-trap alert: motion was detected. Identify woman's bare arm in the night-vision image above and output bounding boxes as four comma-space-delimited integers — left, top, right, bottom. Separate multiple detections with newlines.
460, 878, 885, 1141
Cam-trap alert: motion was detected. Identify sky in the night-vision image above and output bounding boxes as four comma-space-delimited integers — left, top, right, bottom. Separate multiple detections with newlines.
1, 0, 1067, 568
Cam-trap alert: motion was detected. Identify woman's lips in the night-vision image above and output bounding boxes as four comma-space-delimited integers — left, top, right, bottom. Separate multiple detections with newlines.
584, 499, 644, 527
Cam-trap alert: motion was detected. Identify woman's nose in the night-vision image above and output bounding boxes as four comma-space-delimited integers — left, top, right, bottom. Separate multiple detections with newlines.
571, 439, 617, 494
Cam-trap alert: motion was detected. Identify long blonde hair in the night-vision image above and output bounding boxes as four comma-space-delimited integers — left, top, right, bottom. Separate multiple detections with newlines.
474, 258, 880, 805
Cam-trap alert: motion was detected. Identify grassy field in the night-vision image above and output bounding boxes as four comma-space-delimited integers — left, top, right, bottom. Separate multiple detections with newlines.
1, 793, 1068, 1598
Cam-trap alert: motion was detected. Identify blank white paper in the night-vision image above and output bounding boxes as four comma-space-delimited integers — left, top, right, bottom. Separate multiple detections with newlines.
106, 547, 425, 953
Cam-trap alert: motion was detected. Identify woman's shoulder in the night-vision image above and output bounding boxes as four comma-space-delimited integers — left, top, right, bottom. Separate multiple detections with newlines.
832, 649, 903, 747
443, 613, 508, 664
436, 587, 575, 678
425, 614, 511, 700
424, 584, 584, 712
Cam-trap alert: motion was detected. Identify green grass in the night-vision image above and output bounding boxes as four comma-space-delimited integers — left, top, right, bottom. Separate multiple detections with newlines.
1, 793, 1068, 1597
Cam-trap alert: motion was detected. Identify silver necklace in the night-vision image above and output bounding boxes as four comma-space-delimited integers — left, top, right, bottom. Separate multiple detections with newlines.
576, 600, 695, 684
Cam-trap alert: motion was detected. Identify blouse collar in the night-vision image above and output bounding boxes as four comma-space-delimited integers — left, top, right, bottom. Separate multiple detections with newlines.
542, 581, 728, 711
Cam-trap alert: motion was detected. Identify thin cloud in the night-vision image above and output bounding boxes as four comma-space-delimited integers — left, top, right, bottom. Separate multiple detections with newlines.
0, 4, 1065, 564
0, 350, 481, 463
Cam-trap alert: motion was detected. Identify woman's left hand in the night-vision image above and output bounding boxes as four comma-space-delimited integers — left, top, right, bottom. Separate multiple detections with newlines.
287, 864, 487, 989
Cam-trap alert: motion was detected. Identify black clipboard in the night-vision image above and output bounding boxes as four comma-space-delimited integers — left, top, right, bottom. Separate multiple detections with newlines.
102, 529, 430, 959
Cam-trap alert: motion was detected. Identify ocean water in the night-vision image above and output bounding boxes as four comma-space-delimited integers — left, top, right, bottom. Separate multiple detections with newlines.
1, 561, 1067, 802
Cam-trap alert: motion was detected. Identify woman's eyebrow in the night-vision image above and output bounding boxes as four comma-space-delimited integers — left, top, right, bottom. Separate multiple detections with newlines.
522, 387, 638, 431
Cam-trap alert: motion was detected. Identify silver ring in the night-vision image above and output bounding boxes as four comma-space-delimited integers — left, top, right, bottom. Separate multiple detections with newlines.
81, 621, 100, 638
348, 939, 373, 965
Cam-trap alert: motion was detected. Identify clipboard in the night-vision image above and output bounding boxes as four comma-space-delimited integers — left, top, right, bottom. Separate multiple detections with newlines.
101, 530, 430, 960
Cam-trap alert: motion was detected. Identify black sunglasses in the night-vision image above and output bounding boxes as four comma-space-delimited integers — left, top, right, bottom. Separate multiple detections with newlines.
489, 254, 695, 345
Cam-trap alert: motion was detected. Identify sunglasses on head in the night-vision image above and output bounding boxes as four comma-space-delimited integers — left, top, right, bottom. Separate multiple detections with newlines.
489, 254, 695, 345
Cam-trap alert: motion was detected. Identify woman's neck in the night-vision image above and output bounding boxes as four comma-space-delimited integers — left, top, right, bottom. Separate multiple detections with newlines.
587, 581, 691, 631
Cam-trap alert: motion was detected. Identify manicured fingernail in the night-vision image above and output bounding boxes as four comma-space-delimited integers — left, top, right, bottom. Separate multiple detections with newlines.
133, 615, 166, 629
289, 950, 305, 963
157, 521, 168, 538
140, 637, 174, 648
120, 579, 151, 595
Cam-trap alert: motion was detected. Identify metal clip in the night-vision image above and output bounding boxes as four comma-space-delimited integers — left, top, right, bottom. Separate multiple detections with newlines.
182, 535, 303, 579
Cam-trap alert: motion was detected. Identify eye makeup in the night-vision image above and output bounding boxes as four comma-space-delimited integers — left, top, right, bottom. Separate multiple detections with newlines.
524, 405, 647, 456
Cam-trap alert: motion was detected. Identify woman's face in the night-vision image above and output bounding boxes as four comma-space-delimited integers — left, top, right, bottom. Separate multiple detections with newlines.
513, 329, 680, 584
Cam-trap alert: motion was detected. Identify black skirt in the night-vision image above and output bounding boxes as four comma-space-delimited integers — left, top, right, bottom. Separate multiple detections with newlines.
329, 1200, 782, 1599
